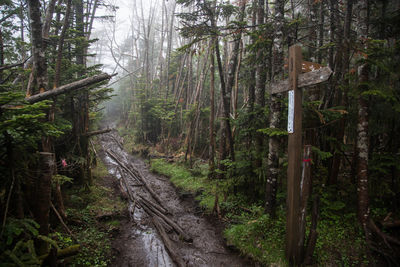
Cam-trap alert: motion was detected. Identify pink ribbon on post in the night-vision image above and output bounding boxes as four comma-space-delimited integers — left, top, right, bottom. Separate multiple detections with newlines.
61, 159, 67, 168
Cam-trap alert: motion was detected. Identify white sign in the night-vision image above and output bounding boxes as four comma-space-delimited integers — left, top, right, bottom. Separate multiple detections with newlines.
288, 90, 294, 133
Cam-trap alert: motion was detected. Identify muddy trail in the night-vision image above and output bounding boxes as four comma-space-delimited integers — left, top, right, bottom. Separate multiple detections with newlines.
98, 130, 252, 267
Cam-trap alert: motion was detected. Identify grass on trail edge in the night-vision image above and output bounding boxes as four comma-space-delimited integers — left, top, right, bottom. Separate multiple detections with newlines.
59, 155, 126, 266
149, 158, 369, 266
150, 158, 218, 212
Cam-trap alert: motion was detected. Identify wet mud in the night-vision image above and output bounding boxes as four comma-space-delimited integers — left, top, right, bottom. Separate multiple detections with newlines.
98, 130, 252, 267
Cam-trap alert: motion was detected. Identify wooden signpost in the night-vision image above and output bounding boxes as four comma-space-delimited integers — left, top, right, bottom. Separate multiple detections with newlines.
270, 45, 332, 264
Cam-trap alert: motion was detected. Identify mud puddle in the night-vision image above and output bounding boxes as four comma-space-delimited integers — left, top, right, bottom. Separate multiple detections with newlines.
98, 130, 251, 266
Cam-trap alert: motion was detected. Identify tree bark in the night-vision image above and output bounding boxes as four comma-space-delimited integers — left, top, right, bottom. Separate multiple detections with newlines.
254, 0, 266, 170
328, 0, 353, 185
25, 73, 112, 104
42, 0, 57, 41
209, 43, 216, 178
355, 0, 370, 227
265, 0, 284, 216
27, 0, 48, 97
34, 152, 54, 255
54, 0, 72, 88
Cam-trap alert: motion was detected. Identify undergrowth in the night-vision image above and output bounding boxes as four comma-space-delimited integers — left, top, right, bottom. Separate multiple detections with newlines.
62, 156, 126, 266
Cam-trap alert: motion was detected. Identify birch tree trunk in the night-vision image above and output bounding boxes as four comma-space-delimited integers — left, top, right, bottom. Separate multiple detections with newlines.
355, 0, 370, 227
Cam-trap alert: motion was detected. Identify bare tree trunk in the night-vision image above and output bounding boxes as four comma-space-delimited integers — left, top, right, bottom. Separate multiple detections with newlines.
54, 0, 72, 88
35, 152, 54, 255
254, 0, 266, 171
86, 0, 98, 41
27, 1, 52, 255
317, 2, 325, 64
356, 0, 370, 227
165, 1, 176, 98
209, 43, 216, 178
42, 0, 57, 40
247, 0, 256, 115
265, 0, 284, 216
328, 0, 353, 185
216, 1, 246, 168
0, 28, 3, 82
27, 0, 49, 97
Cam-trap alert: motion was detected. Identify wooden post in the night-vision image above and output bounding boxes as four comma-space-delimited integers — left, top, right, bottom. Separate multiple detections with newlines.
269, 44, 332, 264
285, 45, 302, 264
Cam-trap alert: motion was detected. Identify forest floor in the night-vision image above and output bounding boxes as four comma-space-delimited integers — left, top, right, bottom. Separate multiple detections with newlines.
97, 130, 253, 266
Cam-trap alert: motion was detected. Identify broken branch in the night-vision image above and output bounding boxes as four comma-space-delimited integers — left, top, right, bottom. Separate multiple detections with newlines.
83, 128, 113, 137
25, 73, 113, 104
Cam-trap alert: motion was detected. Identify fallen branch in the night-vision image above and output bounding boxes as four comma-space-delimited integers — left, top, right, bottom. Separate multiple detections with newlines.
38, 244, 80, 261
381, 220, 400, 229
108, 133, 124, 150
25, 73, 113, 104
50, 202, 77, 242
0, 57, 31, 72
369, 219, 392, 249
369, 218, 400, 247
369, 244, 398, 266
83, 128, 113, 137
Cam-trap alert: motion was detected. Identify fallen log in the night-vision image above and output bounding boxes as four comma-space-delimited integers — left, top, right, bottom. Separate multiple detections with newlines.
106, 150, 141, 184
25, 73, 113, 104
106, 150, 164, 206
117, 167, 135, 201
138, 195, 169, 215
107, 133, 124, 150
83, 128, 113, 137
138, 199, 192, 242
38, 244, 80, 261
381, 220, 400, 228
152, 217, 185, 267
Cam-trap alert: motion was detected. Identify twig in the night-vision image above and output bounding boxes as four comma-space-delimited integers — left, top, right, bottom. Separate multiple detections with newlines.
50, 202, 77, 242
1, 169, 15, 237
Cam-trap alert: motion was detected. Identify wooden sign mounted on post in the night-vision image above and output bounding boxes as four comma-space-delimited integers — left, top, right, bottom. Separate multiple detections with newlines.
270, 45, 332, 264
